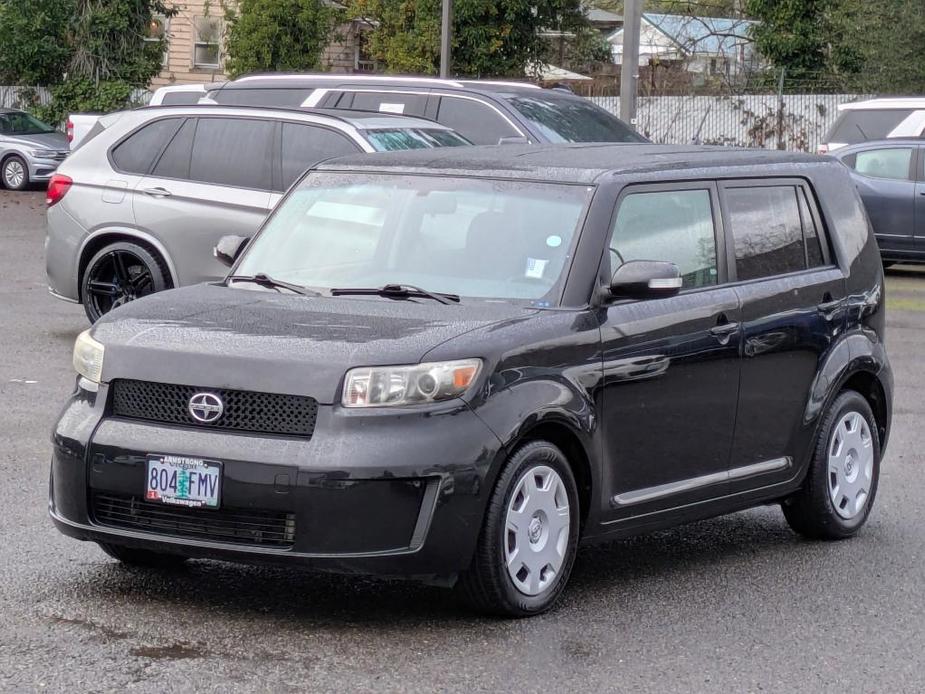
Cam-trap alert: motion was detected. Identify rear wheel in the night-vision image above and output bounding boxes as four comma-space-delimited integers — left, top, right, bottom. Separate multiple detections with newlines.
98, 543, 188, 568
782, 390, 880, 539
81, 241, 170, 322
458, 440, 580, 617
1, 155, 29, 190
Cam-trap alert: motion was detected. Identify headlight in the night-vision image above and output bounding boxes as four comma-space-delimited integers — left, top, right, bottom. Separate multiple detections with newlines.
343, 359, 482, 407
73, 330, 105, 384
31, 149, 59, 158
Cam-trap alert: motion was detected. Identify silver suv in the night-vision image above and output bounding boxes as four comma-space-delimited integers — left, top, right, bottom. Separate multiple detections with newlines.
45, 105, 470, 322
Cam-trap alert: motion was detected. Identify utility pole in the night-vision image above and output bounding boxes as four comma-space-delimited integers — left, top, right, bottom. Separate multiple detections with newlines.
439, 0, 453, 79
620, 0, 643, 128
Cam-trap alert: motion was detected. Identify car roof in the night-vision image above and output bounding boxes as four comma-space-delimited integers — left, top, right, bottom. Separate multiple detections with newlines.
211, 73, 547, 96
838, 98, 925, 111
314, 143, 824, 184
129, 104, 450, 130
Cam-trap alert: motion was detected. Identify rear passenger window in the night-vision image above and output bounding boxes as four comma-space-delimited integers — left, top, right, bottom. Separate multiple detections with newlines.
151, 118, 196, 179
798, 190, 826, 268
189, 118, 275, 189
280, 123, 360, 190
111, 118, 182, 174
851, 148, 913, 181
610, 189, 718, 289
436, 97, 521, 145
725, 186, 808, 281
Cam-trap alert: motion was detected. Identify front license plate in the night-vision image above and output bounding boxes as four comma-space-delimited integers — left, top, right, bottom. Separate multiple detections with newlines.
145, 455, 222, 509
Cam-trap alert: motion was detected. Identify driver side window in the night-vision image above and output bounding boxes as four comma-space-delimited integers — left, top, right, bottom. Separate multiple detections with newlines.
610, 189, 718, 290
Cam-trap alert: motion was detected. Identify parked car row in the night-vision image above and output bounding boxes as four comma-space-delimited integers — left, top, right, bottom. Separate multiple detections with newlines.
46, 75, 646, 322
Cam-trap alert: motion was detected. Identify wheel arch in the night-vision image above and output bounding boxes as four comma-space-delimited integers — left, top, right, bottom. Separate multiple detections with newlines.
504, 417, 595, 532
805, 332, 892, 455
76, 229, 178, 302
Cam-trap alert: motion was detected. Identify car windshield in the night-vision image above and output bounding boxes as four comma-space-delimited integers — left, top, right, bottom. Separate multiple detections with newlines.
364, 128, 472, 151
508, 95, 646, 143
826, 109, 916, 145
0, 111, 56, 136
235, 172, 592, 303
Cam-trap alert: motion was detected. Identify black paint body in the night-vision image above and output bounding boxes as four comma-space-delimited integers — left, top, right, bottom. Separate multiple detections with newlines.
50, 144, 893, 580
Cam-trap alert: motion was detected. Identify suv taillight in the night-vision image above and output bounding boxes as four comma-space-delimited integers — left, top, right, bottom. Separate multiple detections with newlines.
66, 118, 74, 143
47, 174, 72, 207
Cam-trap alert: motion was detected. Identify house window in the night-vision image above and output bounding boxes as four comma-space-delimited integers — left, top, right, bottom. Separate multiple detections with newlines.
354, 31, 378, 73
145, 14, 169, 67
193, 16, 222, 69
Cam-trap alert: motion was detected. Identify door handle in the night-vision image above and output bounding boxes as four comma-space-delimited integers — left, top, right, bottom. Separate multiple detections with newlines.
817, 293, 845, 318
142, 187, 172, 198
709, 315, 740, 345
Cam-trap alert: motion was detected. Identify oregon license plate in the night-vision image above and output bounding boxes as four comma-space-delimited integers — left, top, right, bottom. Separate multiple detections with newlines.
145, 455, 222, 509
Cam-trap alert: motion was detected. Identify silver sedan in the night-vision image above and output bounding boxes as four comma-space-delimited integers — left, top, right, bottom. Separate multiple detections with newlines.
0, 109, 69, 190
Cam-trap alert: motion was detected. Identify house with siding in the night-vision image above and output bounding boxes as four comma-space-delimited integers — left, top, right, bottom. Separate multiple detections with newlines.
149, 1, 375, 88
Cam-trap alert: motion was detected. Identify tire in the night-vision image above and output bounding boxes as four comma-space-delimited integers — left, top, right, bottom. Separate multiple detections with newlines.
98, 543, 188, 568
1, 155, 29, 191
458, 440, 580, 617
782, 390, 880, 540
81, 241, 171, 323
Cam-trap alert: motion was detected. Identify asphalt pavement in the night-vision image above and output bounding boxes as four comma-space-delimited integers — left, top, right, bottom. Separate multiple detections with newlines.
2, 188, 925, 693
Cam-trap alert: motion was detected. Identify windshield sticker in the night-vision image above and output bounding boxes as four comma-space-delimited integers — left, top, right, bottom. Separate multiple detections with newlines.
525, 258, 548, 279
379, 103, 405, 114
546, 235, 562, 248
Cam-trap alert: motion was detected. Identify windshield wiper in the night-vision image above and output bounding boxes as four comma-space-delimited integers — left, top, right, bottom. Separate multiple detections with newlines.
330, 283, 460, 305
226, 273, 319, 296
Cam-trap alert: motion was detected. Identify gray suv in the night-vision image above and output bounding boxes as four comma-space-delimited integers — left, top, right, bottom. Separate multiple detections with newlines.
44, 105, 470, 322
0, 109, 69, 190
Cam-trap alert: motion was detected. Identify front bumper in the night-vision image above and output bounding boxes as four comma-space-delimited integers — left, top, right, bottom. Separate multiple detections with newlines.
27, 154, 65, 182
49, 384, 503, 578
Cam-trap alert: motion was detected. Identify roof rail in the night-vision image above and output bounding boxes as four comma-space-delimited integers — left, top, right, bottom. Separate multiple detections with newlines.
232, 73, 466, 88
457, 80, 542, 90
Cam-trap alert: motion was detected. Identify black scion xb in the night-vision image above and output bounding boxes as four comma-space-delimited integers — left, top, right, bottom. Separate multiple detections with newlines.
51, 144, 892, 616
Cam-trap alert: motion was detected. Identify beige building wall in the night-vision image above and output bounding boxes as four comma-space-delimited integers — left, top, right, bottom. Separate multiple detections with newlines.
151, 1, 369, 90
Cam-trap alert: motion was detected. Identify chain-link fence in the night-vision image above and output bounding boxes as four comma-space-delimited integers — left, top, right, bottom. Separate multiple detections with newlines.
0, 86, 52, 109
592, 93, 873, 152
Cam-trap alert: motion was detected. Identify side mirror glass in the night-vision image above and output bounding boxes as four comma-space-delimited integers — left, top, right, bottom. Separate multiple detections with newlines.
609, 260, 682, 300
214, 235, 249, 268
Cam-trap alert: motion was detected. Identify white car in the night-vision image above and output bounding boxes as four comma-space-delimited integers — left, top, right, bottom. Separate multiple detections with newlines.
819, 98, 925, 154
67, 84, 210, 149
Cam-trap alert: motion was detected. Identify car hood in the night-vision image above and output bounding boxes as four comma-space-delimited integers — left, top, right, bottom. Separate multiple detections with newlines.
92, 284, 536, 404
2, 132, 68, 150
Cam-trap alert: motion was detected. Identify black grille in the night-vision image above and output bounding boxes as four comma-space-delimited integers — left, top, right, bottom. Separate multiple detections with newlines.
110, 379, 318, 437
91, 493, 296, 548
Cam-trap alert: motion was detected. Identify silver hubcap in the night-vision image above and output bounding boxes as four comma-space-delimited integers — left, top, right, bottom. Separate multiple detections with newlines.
828, 411, 874, 520
4, 160, 24, 188
504, 465, 570, 596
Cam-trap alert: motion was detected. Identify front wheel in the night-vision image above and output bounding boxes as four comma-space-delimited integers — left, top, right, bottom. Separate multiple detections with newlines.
458, 440, 580, 617
782, 390, 880, 539
1, 155, 29, 190
81, 241, 170, 322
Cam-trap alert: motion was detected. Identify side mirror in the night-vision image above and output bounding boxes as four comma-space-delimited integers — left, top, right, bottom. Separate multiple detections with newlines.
609, 260, 682, 300
213, 235, 249, 268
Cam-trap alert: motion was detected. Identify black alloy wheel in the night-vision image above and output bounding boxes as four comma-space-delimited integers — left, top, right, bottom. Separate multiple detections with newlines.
81, 242, 171, 323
